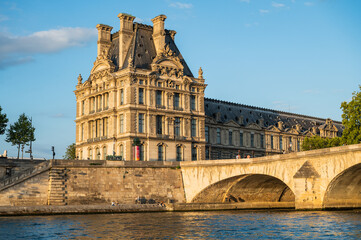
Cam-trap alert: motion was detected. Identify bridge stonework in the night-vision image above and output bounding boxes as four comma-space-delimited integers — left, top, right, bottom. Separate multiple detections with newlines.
180, 144, 361, 210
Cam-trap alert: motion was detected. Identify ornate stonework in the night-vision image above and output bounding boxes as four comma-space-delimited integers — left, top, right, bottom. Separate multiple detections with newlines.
75, 13, 343, 161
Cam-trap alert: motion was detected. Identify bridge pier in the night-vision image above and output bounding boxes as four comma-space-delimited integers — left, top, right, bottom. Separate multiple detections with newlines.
293, 178, 324, 209
293, 160, 324, 209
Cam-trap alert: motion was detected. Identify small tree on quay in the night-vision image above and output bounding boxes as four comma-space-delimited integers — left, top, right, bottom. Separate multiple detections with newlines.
63, 143, 76, 160
5, 113, 35, 159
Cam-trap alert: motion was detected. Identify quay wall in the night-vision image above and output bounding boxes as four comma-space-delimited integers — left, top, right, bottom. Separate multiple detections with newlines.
0, 160, 186, 206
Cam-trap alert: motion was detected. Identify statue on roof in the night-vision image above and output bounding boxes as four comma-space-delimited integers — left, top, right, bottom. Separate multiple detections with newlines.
198, 67, 203, 79
77, 74, 83, 85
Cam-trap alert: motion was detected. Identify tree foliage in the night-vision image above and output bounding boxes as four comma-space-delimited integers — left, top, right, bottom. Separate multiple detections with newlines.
302, 136, 343, 151
63, 143, 76, 160
340, 86, 361, 144
0, 106, 8, 135
5, 113, 35, 159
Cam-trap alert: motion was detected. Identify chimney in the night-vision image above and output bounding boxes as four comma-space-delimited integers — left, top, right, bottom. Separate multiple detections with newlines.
151, 14, 167, 55
118, 13, 135, 67
96, 24, 113, 58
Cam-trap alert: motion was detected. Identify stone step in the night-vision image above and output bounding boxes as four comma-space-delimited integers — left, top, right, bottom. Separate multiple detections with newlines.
48, 198, 66, 201
49, 202, 67, 206
48, 198, 66, 202
49, 193, 65, 196
49, 176, 65, 180
49, 186, 65, 190
50, 183, 66, 186
50, 170, 65, 173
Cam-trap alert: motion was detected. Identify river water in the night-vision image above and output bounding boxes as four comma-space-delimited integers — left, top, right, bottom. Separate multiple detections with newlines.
0, 210, 360, 239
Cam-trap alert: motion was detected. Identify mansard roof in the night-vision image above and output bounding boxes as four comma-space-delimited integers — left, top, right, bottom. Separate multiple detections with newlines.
108, 23, 194, 77
204, 98, 344, 135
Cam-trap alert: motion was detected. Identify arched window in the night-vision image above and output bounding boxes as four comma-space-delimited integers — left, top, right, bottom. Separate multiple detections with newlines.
89, 148, 93, 160
96, 148, 100, 160
103, 146, 107, 160
176, 145, 182, 161
192, 144, 197, 161
119, 145, 124, 160
140, 144, 144, 161
158, 145, 163, 161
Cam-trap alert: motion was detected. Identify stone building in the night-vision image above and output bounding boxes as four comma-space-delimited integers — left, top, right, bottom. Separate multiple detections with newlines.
204, 98, 343, 159
74, 13, 343, 161
75, 14, 206, 161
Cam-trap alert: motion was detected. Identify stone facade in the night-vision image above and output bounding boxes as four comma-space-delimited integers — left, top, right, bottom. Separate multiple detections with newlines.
204, 99, 343, 159
75, 13, 343, 161
75, 14, 206, 161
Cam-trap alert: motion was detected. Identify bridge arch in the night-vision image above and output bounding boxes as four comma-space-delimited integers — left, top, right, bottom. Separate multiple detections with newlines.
191, 174, 295, 203
323, 163, 361, 209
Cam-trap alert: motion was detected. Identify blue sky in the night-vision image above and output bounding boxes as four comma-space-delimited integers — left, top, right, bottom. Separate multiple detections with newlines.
0, 0, 360, 159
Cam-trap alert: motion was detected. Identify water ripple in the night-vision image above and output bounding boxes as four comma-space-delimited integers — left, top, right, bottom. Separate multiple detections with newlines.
0, 210, 360, 239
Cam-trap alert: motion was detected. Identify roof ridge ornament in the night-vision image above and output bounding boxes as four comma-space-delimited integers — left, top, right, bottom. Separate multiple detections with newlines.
198, 67, 203, 79
77, 74, 83, 85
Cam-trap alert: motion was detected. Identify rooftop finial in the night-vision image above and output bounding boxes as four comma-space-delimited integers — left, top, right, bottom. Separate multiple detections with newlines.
198, 67, 203, 79
77, 74, 83, 85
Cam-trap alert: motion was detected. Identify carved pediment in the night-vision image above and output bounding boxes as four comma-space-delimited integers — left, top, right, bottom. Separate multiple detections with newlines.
267, 125, 281, 132
91, 58, 115, 75
246, 123, 262, 130
183, 76, 192, 85
303, 130, 314, 137
287, 128, 300, 134
224, 120, 240, 128
206, 116, 217, 124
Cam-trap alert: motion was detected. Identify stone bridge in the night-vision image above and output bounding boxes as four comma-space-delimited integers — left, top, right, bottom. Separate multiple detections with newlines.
180, 144, 361, 210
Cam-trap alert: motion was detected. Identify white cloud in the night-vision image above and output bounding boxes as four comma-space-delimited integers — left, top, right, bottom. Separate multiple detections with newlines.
0, 27, 97, 69
0, 27, 97, 54
272, 2, 286, 8
240, 0, 250, 3
304, 2, 314, 6
169, 2, 193, 9
259, 9, 270, 14
134, 17, 143, 23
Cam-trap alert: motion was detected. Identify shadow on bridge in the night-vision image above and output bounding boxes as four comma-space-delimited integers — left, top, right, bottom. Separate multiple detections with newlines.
191, 174, 295, 204
324, 163, 361, 209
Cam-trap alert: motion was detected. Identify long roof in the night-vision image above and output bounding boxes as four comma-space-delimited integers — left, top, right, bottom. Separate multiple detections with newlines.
205, 98, 344, 134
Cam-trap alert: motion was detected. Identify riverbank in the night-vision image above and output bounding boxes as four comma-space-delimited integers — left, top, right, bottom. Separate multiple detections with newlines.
0, 202, 295, 216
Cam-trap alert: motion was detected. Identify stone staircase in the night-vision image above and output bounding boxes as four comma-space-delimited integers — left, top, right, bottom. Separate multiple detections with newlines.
48, 168, 68, 205
0, 161, 51, 191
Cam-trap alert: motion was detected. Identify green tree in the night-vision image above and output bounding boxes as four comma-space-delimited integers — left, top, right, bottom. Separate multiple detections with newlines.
5, 113, 35, 159
341, 86, 361, 144
0, 106, 8, 135
302, 135, 343, 151
63, 143, 76, 160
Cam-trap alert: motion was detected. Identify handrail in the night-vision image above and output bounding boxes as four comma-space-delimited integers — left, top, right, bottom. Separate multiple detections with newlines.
0, 161, 52, 190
